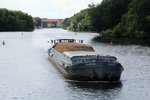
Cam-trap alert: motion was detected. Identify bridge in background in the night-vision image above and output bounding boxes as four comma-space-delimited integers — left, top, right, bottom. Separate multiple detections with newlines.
34, 17, 63, 28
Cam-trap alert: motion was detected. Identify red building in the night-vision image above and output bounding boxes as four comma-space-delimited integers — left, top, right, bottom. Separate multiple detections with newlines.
41, 19, 62, 28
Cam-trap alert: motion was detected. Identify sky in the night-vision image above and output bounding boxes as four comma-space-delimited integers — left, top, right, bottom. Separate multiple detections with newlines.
0, 0, 102, 19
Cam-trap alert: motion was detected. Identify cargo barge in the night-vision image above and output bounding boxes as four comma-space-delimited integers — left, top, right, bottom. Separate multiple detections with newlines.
48, 39, 123, 81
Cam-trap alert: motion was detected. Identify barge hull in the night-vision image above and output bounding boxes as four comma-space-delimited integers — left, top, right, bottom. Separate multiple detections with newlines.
48, 56, 123, 81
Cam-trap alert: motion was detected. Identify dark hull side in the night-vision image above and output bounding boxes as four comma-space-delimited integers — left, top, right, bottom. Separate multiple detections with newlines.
48, 56, 123, 81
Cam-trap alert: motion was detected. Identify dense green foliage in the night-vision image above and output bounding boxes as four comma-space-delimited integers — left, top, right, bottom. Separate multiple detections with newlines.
0, 8, 34, 31
62, 0, 150, 39
33, 17, 42, 28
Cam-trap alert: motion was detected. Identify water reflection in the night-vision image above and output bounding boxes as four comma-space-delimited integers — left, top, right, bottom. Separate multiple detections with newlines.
66, 81, 122, 100
67, 81, 122, 90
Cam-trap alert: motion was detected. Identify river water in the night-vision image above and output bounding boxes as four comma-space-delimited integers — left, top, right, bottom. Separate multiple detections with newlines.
0, 28, 150, 100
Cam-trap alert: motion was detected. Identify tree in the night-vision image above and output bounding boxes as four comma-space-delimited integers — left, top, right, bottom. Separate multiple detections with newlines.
0, 8, 34, 31
63, 0, 150, 40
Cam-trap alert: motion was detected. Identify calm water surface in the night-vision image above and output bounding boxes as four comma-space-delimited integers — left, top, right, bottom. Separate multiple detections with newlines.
0, 28, 150, 100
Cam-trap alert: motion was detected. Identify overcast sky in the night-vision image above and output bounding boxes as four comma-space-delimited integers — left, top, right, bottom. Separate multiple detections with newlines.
0, 0, 102, 19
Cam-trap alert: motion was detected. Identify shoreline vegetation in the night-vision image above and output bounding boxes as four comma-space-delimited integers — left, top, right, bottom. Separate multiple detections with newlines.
61, 0, 150, 41
92, 36, 150, 46
0, 8, 34, 31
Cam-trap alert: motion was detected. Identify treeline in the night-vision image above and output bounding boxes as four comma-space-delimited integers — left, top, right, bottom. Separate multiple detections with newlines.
0, 8, 34, 31
62, 0, 150, 39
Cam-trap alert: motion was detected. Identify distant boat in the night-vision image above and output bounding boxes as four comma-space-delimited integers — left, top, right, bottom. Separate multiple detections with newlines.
48, 39, 124, 81
2, 41, 5, 45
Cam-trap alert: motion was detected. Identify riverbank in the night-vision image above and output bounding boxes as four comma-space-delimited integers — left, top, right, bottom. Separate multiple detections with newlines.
92, 36, 150, 46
